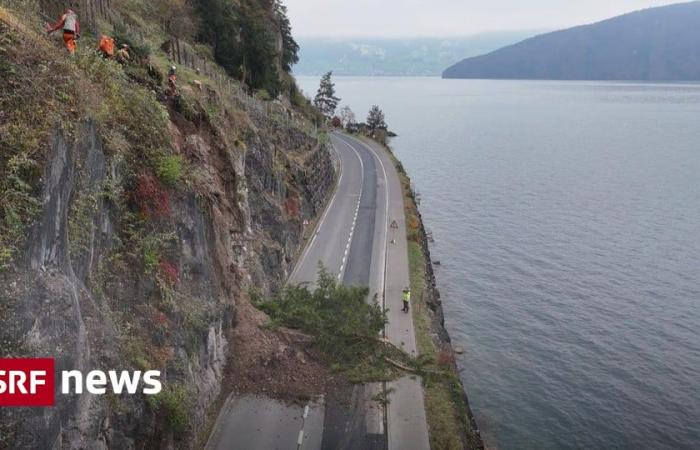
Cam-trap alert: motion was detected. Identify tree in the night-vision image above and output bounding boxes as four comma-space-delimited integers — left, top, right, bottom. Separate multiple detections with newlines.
239, 9, 280, 95
197, 0, 281, 95
163, 0, 199, 40
273, 0, 299, 72
367, 105, 387, 131
254, 267, 390, 378
314, 71, 341, 118
197, 0, 242, 75
339, 105, 356, 128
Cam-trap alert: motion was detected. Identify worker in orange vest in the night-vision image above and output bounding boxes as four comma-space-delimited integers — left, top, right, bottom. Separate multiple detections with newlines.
46, 8, 80, 55
98, 34, 115, 59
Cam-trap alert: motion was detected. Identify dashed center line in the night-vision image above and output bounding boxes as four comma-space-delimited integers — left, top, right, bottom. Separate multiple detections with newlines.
296, 403, 312, 449
337, 141, 365, 281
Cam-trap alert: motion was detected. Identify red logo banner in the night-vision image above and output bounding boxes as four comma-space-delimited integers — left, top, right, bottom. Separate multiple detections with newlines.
0, 358, 55, 407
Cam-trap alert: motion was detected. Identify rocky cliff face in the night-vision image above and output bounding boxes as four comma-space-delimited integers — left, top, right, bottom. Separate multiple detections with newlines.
0, 8, 334, 448
0, 119, 333, 450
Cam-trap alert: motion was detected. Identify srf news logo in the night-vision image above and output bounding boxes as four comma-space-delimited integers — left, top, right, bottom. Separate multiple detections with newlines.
0, 358, 162, 407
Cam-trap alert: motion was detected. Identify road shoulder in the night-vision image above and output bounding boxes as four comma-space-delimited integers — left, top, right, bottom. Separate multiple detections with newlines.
359, 136, 485, 450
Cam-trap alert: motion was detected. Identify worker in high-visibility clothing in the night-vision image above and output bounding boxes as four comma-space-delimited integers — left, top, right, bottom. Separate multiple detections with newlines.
46, 8, 80, 55
402, 287, 411, 313
167, 65, 177, 96
98, 35, 115, 59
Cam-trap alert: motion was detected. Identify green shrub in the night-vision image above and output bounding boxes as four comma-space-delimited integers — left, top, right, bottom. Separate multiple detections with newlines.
137, 231, 177, 274
256, 89, 271, 101
148, 383, 192, 434
143, 246, 159, 273
112, 21, 151, 60
155, 154, 183, 186
175, 94, 201, 122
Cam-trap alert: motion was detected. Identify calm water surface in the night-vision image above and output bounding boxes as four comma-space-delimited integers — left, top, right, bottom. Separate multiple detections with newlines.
298, 77, 700, 449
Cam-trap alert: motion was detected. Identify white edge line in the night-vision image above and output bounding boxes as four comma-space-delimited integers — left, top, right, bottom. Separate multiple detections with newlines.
340, 133, 390, 308
339, 132, 393, 442
289, 139, 343, 282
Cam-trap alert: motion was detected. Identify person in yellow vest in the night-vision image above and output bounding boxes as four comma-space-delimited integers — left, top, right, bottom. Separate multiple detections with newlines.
402, 287, 411, 313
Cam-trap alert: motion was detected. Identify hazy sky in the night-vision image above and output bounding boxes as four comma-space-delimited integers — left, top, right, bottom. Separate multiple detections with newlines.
286, 0, 685, 37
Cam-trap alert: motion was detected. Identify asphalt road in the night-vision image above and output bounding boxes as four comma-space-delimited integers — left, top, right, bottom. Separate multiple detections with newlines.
207, 133, 429, 450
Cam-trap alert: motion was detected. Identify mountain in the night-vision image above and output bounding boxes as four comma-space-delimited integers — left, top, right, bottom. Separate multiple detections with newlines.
295, 32, 542, 76
443, 1, 700, 81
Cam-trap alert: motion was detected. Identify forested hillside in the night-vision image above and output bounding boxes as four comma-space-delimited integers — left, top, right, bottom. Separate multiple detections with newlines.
196, 0, 300, 96
443, 1, 700, 81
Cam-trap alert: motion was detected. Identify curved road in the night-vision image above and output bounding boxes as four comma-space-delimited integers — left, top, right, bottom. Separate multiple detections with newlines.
207, 133, 429, 450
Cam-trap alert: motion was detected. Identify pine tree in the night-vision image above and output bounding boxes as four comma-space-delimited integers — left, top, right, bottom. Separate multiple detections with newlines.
273, 0, 299, 72
197, 0, 282, 95
240, 9, 279, 95
314, 71, 341, 118
367, 105, 387, 130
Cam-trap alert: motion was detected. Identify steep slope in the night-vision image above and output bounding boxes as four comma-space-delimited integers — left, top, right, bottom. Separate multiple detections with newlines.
443, 1, 700, 81
0, 3, 333, 449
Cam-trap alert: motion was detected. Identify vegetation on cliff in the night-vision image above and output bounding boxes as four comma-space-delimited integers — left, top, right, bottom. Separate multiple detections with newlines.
0, 1, 333, 447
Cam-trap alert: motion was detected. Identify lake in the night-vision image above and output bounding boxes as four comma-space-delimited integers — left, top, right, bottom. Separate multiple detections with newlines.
297, 77, 700, 449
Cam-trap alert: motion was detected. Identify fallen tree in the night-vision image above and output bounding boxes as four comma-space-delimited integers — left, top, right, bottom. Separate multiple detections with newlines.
253, 267, 444, 383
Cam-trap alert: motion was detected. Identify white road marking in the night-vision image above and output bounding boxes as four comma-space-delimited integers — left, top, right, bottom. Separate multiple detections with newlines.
290, 142, 344, 281
337, 133, 394, 443
341, 134, 391, 312
334, 137, 365, 281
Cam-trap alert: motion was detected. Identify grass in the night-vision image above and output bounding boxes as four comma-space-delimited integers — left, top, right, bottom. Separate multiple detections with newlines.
0, 8, 78, 269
